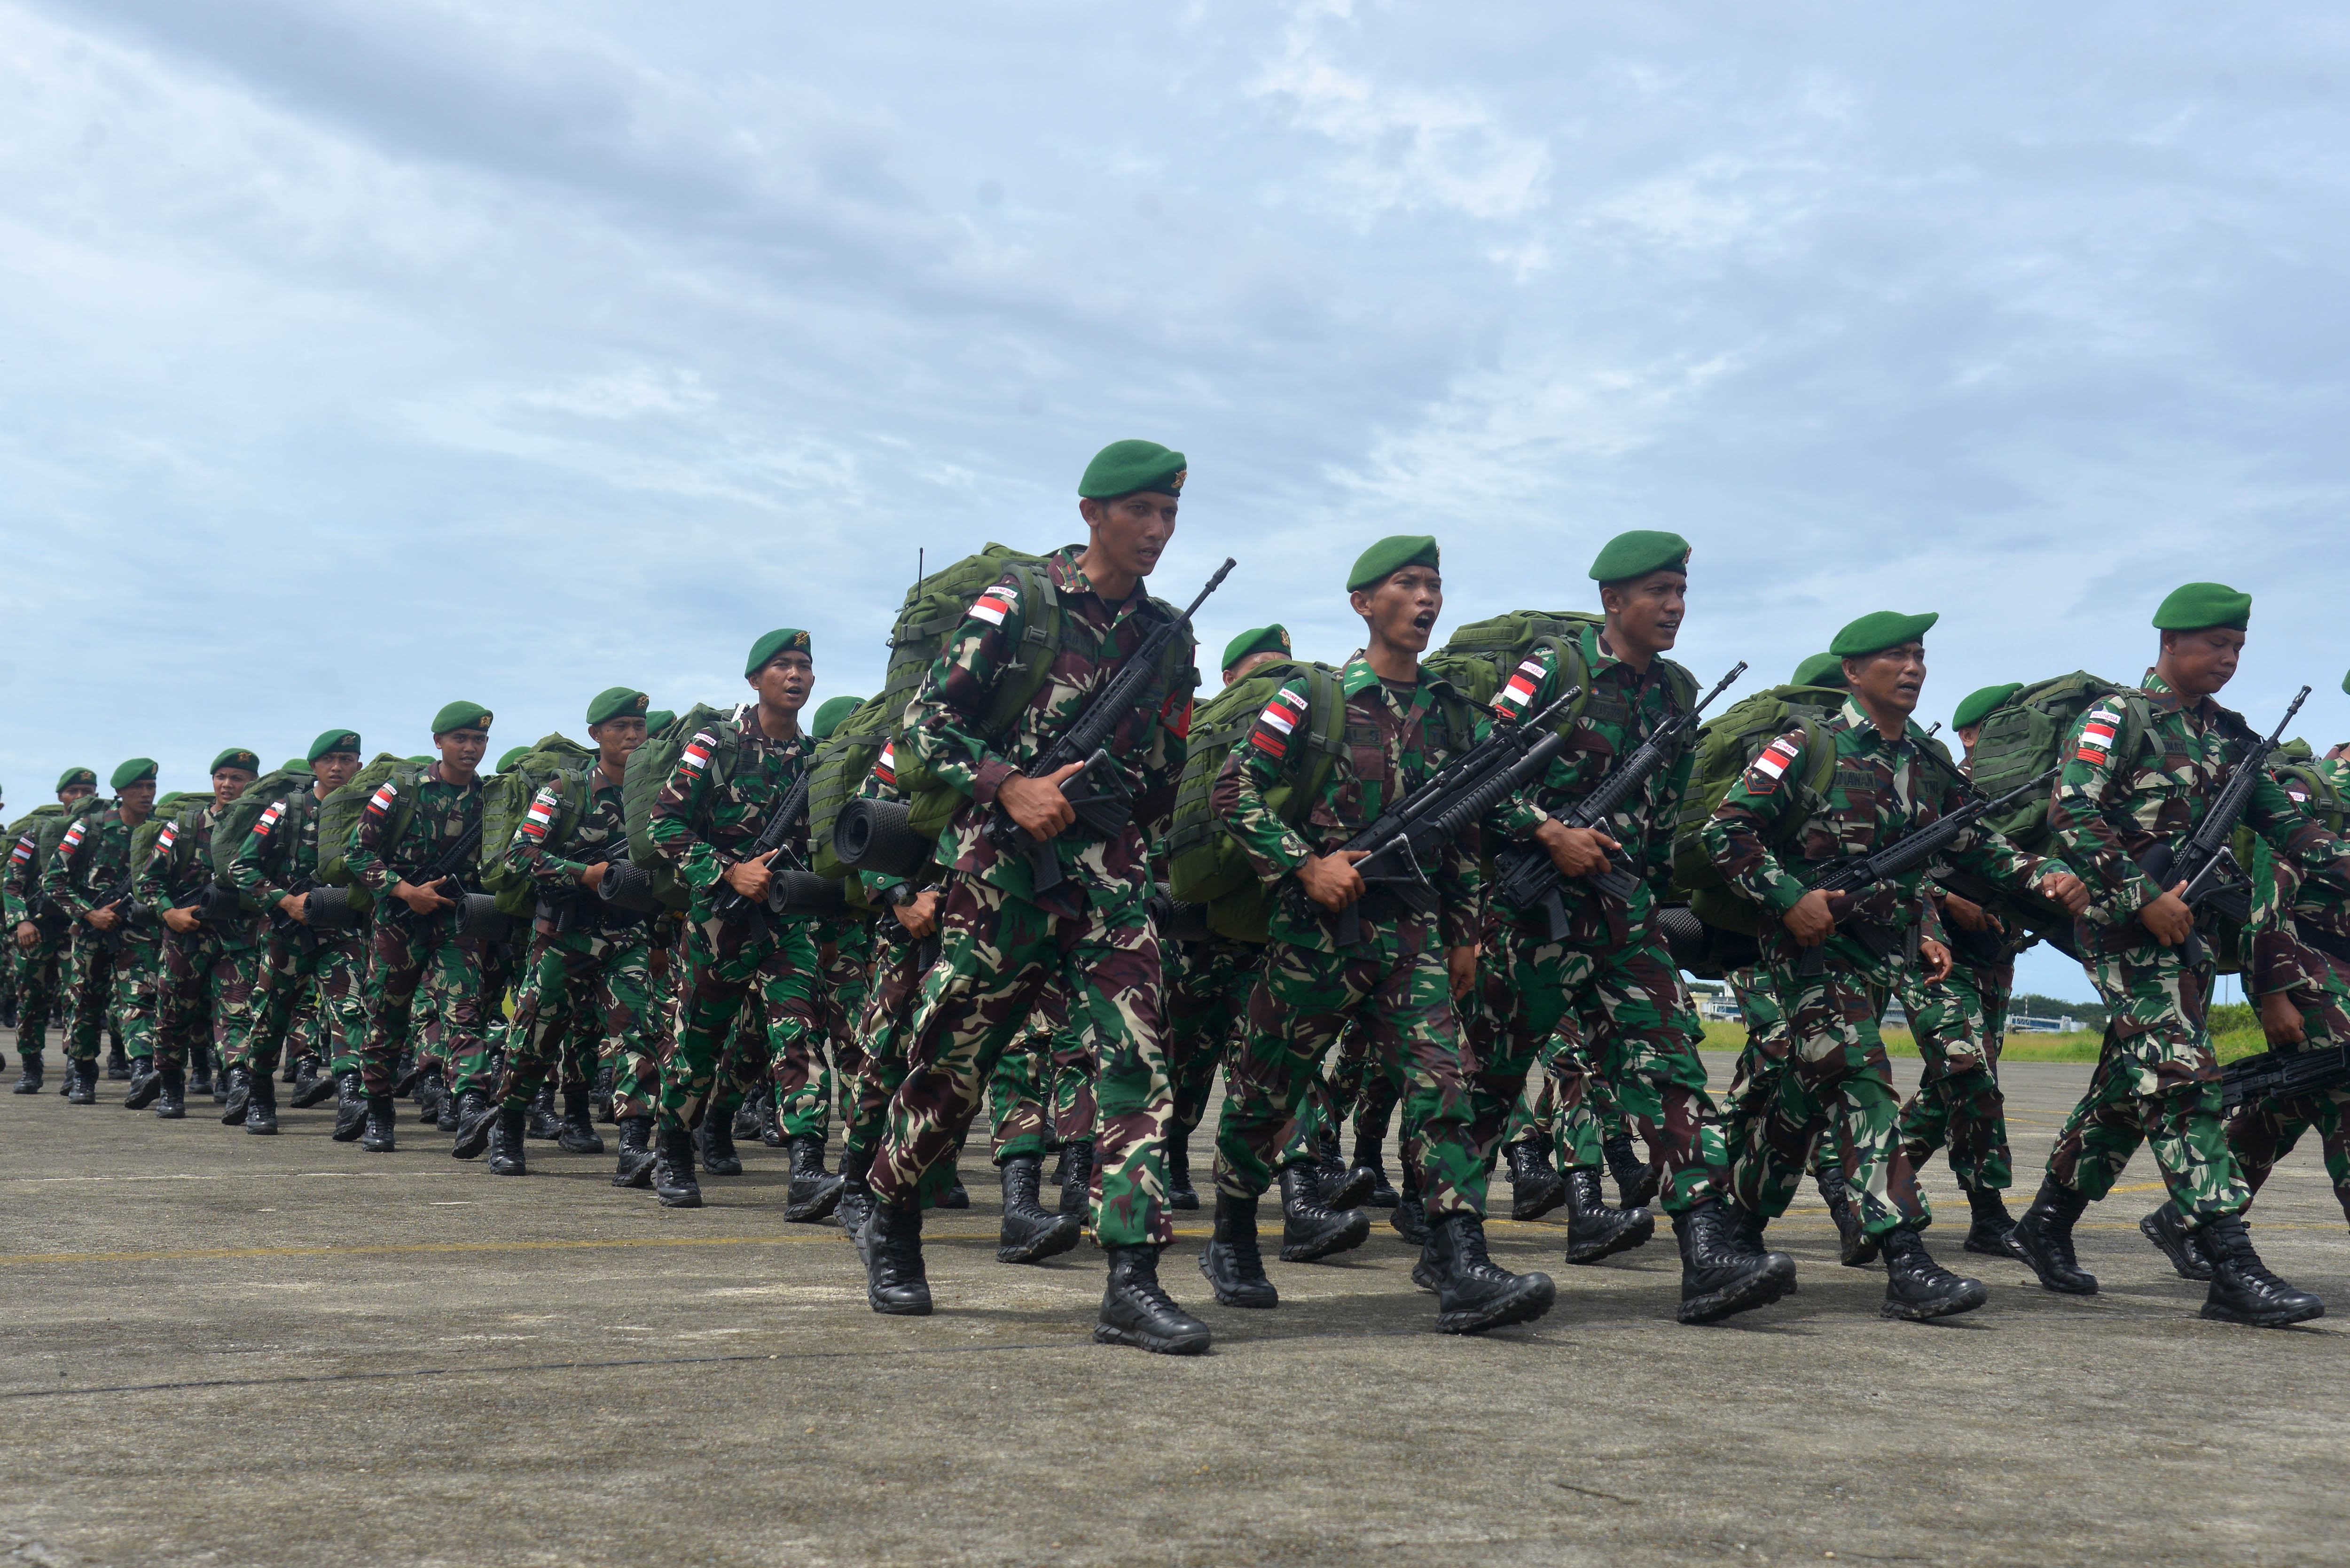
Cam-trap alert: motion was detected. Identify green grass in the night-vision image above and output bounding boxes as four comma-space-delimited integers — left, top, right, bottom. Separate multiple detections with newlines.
1695, 1010, 2271, 1065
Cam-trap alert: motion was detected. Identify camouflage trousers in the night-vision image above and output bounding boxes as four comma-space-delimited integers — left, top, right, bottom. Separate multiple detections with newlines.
1217, 911, 1479, 1217
785, 919, 876, 1139
986, 987, 1097, 1163
64, 931, 158, 1066
2229, 937, 2350, 1223
239, 931, 367, 1077
157, 931, 264, 1073
496, 923, 652, 1114
1894, 960, 2013, 1193
1163, 933, 1255, 1139
1501, 1030, 1627, 1162
1468, 921, 1725, 1216
360, 915, 490, 1100
1304, 1018, 1398, 1162
838, 923, 929, 1187
2045, 933, 2247, 1228
1735, 950, 1932, 1237
871, 875, 1173, 1248
10, 931, 69, 1056
658, 906, 821, 1137
1721, 967, 1839, 1183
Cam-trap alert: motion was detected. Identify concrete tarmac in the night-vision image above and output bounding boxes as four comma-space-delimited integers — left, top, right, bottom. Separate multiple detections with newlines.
2, 1036, 2346, 1567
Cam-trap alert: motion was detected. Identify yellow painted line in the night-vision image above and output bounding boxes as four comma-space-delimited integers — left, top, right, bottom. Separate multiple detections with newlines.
0, 1228, 1203, 1268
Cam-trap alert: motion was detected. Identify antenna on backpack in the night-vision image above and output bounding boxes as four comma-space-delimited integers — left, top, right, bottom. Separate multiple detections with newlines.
916, 548, 924, 587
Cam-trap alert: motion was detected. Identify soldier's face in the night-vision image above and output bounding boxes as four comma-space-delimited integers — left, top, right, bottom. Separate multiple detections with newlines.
1600, 569, 1686, 655
57, 785, 94, 804
313, 752, 362, 792
1352, 566, 1443, 654
1844, 642, 1925, 719
591, 717, 648, 772
438, 727, 490, 778
752, 653, 813, 715
212, 768, 256, 808
1079, 492, 1177, 581
119, 780, 157, 814
2161, 627, 2243, 696
1223, 649, 1287, 686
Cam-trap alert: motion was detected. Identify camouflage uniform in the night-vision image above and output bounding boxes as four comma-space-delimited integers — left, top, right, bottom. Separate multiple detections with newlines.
492, 766, 655, 1116
43, 806, 161, 1069
869, 546, 1194, 1248
1160, 932, 1255, 1142
347, 765, 491, 1100
618, 912, 685, 1121
793, 914, 876, 1137
2043, 672, 2350, 1225
138, 803, 266, 1075
1703, 697, 2057, 1236
832, 756, 937, 1190
1473, 627, 1728, 1216
985, 986, 1096, 1162
2232, 797, 2350, 1219
1894, 955, 2014, 1194
1719, 967, 1837, 1183
227, 784, 368, 1078
6, 826, 73, 1064
645, 710, 822, 1138
1211, 652, 1484, 1216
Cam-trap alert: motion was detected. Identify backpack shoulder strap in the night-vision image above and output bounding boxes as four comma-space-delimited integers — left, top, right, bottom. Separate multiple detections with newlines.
974, 560, 1063, 742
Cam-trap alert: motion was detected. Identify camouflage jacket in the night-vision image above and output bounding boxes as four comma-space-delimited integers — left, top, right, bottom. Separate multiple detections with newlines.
2248, 755, 2350, 992
41, 804, 141, 925
2050, 671, 2350, 936
647, 712, 810, 898
1482, 624, 1695, 936
906, 545, 1194, 912
226, 785, 328, 909
503, 765, 628, 890
135, 800, 263, 949
850, 738, 926, 912
347, 765, 484, 898
1704, 696, 2053, 967
4, 826, 43, 926
1214, 652, 1480, 952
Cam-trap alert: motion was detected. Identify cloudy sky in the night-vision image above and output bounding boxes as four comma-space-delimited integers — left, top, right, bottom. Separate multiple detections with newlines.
6, 2, 2346, 998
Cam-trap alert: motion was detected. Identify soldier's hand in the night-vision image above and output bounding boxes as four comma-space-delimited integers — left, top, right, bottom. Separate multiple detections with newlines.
1939, 891, 1990, 932
87, 904, 122, 932
393, 878, 454, 915
896, 889, 940, 940
2259, 988, 2307, 1047
1782, 888, 1834, 947
2140, 882, 2194, 947
1535, 819, 1620, 878
721, 852, 776, 903
1446, 944, 1479, 1000
13, 921, 37, 952
1919, 937, 1953, 983
2040, 871, 2090, 917
1297, 850, 1368, 912
278, 892, 310, 924
580, 861, 609, 891
1000, 763, 1083, 840
161, 906, 201, 935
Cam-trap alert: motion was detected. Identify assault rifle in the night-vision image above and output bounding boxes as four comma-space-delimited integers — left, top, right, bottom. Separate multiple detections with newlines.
1315, 686, 1582, 949
383, 816, 486, 933
1791, 767, 2058, 979
708, 768, 830, 926
2220, 1041, 2350, 1113
90, 862, 150, 956
1490, 661, 1747, 940
2136, 685, 2309, 967
981, 557, 1236, 896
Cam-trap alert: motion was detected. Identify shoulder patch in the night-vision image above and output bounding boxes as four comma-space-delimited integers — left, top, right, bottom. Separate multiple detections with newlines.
969, 582, 1020, 627
2075, 707, 2123, 766
156, 824, 178, 855
873, 743, 897, 787
1743, 733, 1805, 795
1252, 685, 1311, 760
1161, 690, 1193, 741
251, 801, 286, 839
364, 780, 399, 818
61, 821, 86, 851
522, 786, 561, 841
677, 733, 718, 779
10, 834, 31, 864
1493, 656, 1547, 719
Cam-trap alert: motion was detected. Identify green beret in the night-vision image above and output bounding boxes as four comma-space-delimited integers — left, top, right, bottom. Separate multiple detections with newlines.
1221, 624, 1292, 672
1347, 535, 1441, 593
1829, 610, 1939, 659
1791, 653, 1847, 689
811, 696, 864, 741
2152, 582, 2251, 632
406, 756, 433, 765
645, 710, 676, 735
745, 629, 812, 677
209, 748, 260, 776
2342, 671, 2350, 698
1952, 682, 2023, 731
432, 700, 493, 735
1078, 439, 1187, 500
587, 686, 650, 726
496, 746, 530, 773
56, 767, 97, 792
281, 759, 313, 775
110, 758, 158, 791
306, 728, 362, 764
1588, 530, 1692, 584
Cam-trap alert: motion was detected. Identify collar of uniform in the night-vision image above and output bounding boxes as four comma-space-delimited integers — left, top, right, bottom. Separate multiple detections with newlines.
2140, 667, 2186, 715
1339, 653, 1383, 698
1835, 694, 1907, 749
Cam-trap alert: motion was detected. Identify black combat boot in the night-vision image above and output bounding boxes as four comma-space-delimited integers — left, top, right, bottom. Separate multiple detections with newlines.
449, 1089, 497, 1160
360, 1095, 398, 1153
12, 1050, 43, 1094
281, 1053, 298, 1083
1097, 1245, 1212, 1355
219, 1065, 251, 1124
123, 1057, 164, 1110
1963, 1186, 2021, 1258
1427, 1212, 1556, 1334
590, 1062, 615, 1123
653, 1125, 702, 1208
1165, 1128, 1199, 1211
836, 1148, 876, 1250
244, 1072, 278, 1136
65, 1060, 98, 1105
1388, 1154, 1431, 1247
1879, 1225, 1988, 1320
558, 1089, 605, 1154
864, 1202, 932, 1315
1505, 1139, 1566, 1222
1673, 1198, 1797, 1325
1317, 1130, 1372, 1209
1047, 1142, 1069, 1187
2140, 1200, 2214, 1281
435, 1079, 461, 1133
330, 1071, 368, 1141
733, 1099, 761, 1141
1057, 1140, 1095, 1221
526, 1082, 562, 1141
996, 1155, 1082, 1264
487, 1105, 529, 1176
940, 1174, 971, 1209
1278, 1162, 1369, 1262
290, 1057, 336, 1109
189, 1045, 216, 1100
1563, 1168, 1654, 1265
1198, 1192, 1278, 1308
2198, 1213, 2324, 1326
411, 1068, 440, 1126
106, 1044, 131, 1081
1815, 1165, 1879, 1267
2010, 1176, 2098, 1295
1605, 1131, 1658, 1210
154, 1066, 187, 1119
757, 1094, 785, 1148
1352, 1136, 1399, 1208
611, 1115, 657, 1188
698, 1110, 744, 1177
783, 1134, 843, 1221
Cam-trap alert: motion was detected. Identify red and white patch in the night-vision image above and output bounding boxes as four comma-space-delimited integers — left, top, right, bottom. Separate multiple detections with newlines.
1745, 735, 1803, 794
2075, 706, 2122, 766
1493, 657, 1545, 717
156, 825, 177, 853
9, 834, 31, 864
1161, 691, 1193, 741
968, 585, 1019, 626
873, 743, 897, 787
1253, 688, 1309, 760
363, 781, 399, 819
521, 788, 559, 841
2288, 785, 2311, 803
61, 821, 86, 851
251, 801, 284, 839
676, 733, 717, 781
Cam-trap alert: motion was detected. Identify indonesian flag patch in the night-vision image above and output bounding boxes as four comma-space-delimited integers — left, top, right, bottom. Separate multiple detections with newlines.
677, 733, 717, 783
1745, 734, 1803, 794
873, 744, 897, 787
2076, 707, 2122, 766
1494, 657, 1544, 718
969, 583, 1019, 626
1252, 687, 1309, 760
363, 781, 399, 819
9, 834, 31, 864
251, 802, 284, 839
522, 788, 559, 841
62, 821, 86, 852
157, 824, 178, 853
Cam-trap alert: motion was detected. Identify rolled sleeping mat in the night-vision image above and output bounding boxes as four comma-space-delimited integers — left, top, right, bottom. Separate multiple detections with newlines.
833, 797, 935, 881
1147, 888, 1212, 944
458, 891, 514, 942
767, 869, 849, 917
597, 860, 669, 914
1657, 902, 1757, 978
303, 885, 366, 930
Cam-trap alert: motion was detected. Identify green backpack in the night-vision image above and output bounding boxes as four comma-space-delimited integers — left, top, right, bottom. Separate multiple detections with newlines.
32, 794, 110, 870
481, 734, 597, 916
1423, 608, 1604, 718
1165, 659, 1348, 941
808, 694, 898, 880
316, 754, 422, 892
1670, 684, 1847, 936
2270, 742, 2345, 834
1968, 671, 2145, 854
6, 802, 65, 849
620, 703, 737, 912
132, 794, 210, 870
208, 767, 320, 910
